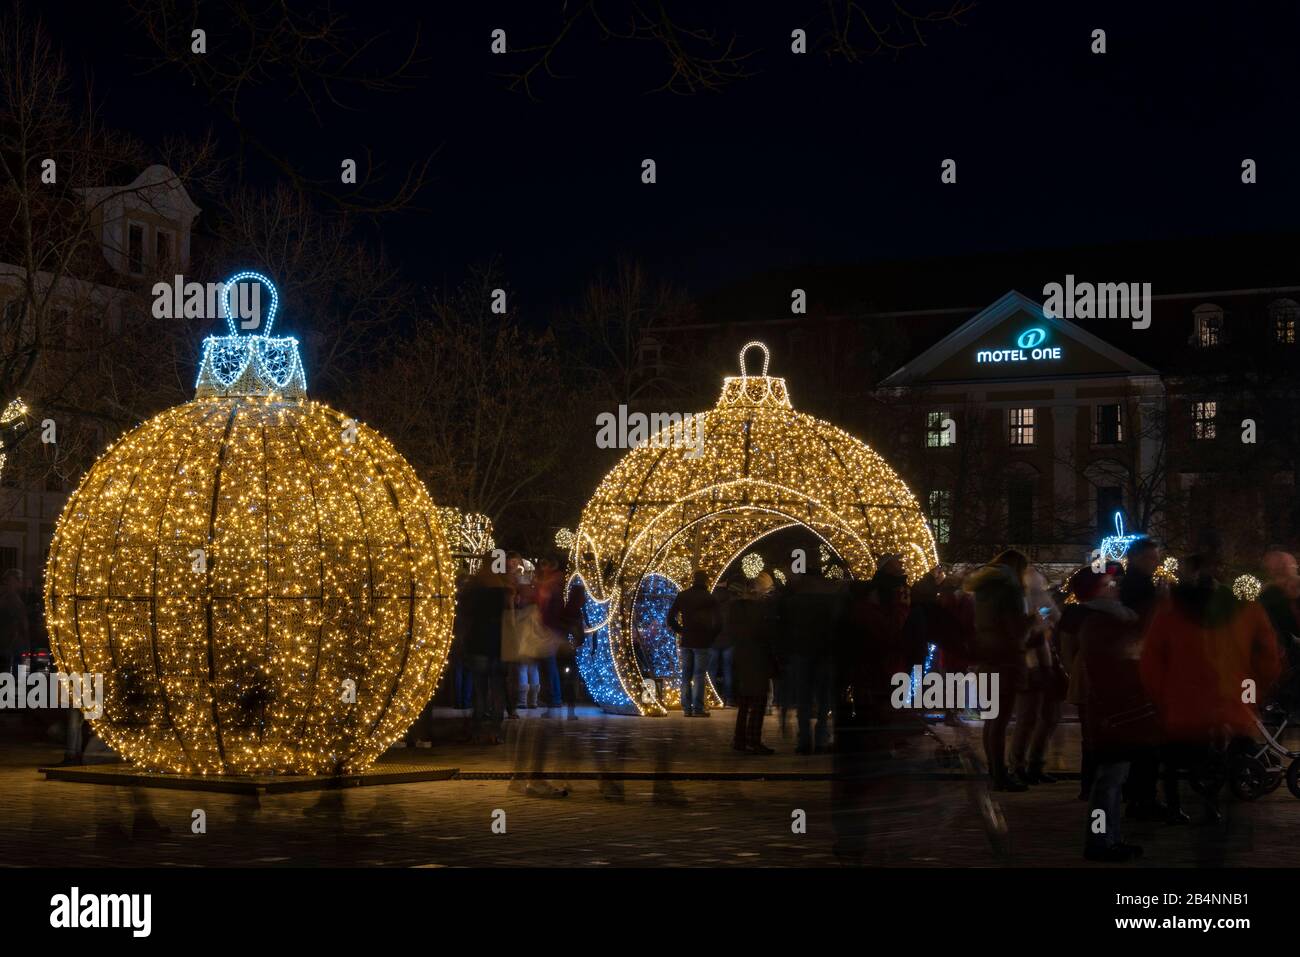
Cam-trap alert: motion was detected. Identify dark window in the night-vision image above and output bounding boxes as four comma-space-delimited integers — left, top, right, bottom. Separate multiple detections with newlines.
1094, 404, 1123, 444
926, 410, 954, 448
127, 222, 145, 274
1008, 481, 1034, 542
927, 489, 952, 544
0, 547, 17, 574
1097, 486, 1123, 536
155, 229, 173, 267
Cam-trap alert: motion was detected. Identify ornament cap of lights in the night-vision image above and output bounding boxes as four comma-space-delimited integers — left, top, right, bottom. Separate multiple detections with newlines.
717, 341, 792, 410
45, 268, 454, 775
195, 271, 306, 399
570, 341, 937, 715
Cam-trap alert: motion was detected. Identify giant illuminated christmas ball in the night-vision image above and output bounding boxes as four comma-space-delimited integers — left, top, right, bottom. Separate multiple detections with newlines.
570, 341, 938, 714
44, 273, 455, 775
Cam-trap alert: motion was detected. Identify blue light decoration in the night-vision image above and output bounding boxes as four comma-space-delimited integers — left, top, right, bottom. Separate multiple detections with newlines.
633, 573, 682, 682
572, 577, 635, 710
195, 271, 306, 399
1099, 511, 1139, 564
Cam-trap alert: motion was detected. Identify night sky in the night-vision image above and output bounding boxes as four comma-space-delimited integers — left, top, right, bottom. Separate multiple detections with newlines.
57, 1, 1300, 312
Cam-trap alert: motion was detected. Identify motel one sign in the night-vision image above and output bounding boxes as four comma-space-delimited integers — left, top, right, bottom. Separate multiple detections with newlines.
975, 327, 1062, 365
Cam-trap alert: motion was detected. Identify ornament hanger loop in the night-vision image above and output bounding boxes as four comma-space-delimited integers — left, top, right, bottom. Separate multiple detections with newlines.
221, 271, 279, 337
738, 341, 770, 378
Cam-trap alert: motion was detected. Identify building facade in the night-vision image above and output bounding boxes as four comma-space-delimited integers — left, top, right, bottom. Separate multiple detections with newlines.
0, 165, 200, 584
662, 280, 1300, 579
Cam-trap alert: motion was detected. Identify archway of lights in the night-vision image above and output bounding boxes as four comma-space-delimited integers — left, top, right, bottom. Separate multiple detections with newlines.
44, 272, 456, 775
569, 342, 938, 715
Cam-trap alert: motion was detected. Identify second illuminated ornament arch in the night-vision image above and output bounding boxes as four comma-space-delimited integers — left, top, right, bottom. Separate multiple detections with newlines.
570, 342, 939, 715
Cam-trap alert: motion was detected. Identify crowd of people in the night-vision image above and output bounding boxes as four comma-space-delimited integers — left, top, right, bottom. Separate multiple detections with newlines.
657, 532, 1299, 863
451, 551, 585, 744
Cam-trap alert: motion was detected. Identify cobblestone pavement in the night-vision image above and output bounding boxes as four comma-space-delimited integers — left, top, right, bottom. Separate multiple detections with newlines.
4, 708, 1299, 867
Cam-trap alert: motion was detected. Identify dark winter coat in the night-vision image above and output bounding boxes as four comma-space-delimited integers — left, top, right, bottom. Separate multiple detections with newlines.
727, 595, 777, 696
462, 580, 510, 658
1079, 598, 1157, 759
667, 585, 722, 649
962, 562, 1031, 682
778, 575, 845, 659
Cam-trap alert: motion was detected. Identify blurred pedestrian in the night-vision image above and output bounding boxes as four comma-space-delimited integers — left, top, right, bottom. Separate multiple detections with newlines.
963, 549, 1033, 791
534, 556, 568, 713
1060, 566, 1115, 798
1141, 544, 1282, 825
1118, 537, 1169, 822
0, 568, 28, 675
728, 578, 778, 753
1260, 549, 1300, 700
506, 553, 544, 710
1009, 566, 1063, 786
667, 570, 722, 717
464, 559, 513, 742
1078, 568, 1151, 861
710, 578, 743, 708
781, 562, 847, 754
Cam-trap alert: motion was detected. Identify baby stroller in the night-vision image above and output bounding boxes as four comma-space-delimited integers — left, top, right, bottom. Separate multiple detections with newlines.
1224, 696, 1300, 801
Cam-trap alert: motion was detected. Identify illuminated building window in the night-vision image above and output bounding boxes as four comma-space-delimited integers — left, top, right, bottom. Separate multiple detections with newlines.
127, 222, 144, 274
1193, 304, 1223, 348
1094, 403, 1123, 444
1193, 400, 1217, 440
1096, 486, 1123, 536
927, 489, 952, 544
1008, 480, 1034, 542
926, 410, 954, 448
1269, 299, 1298, 344
1008, 407, 1035, 446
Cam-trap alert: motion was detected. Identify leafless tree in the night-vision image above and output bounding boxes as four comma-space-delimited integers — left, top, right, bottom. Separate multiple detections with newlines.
126, 0, 433, 214
499, 0, 975, 99
353, 264, 578, 541
820, 0, 977, 62
0, 7, 218, 496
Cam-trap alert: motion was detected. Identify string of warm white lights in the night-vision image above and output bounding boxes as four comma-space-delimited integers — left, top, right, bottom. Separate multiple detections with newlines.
569, 342, 937, 715
45, 272, 455, 776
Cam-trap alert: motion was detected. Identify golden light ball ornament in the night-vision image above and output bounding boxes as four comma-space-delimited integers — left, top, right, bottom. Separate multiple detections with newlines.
570, 341, 937, 715
44, 272, 455, 775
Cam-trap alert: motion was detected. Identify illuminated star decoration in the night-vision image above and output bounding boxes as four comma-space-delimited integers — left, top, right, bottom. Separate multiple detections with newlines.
568, 341, 938, 715
45, 270, 456, 776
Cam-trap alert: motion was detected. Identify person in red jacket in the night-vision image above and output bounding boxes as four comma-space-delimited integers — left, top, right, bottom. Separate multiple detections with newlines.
1140, 550, 1282, 824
